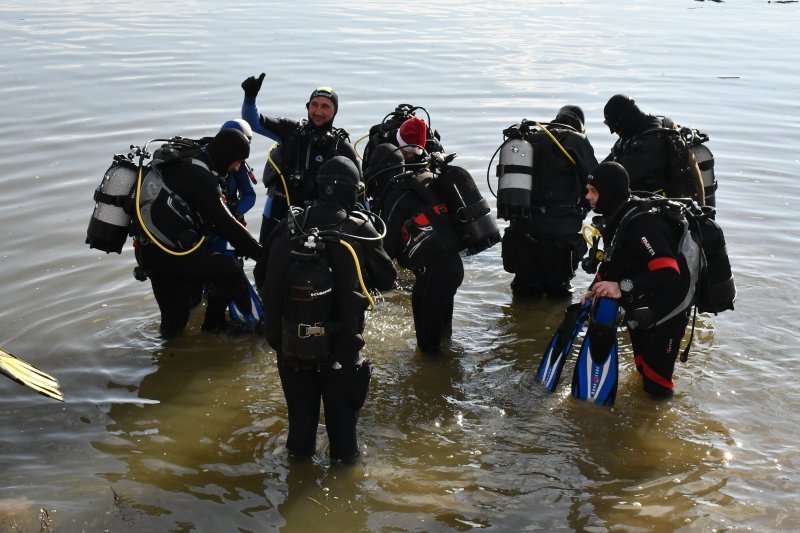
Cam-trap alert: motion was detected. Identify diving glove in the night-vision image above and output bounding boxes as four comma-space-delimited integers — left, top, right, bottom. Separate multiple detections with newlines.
241, 73, 266, 98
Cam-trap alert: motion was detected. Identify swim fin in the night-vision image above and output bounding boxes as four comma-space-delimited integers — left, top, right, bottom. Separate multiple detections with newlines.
0, 348, 64, 402
229, 280, 264, 327
571, 297, 619, 406
536, 300, 591, 392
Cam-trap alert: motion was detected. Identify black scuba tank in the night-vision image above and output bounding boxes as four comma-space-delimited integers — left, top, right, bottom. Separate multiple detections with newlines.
86, 155, 139, 254
691, 141, 716, 209
281, 234, 336, 367
496, 137, 534, 220
435, 166, 500, 255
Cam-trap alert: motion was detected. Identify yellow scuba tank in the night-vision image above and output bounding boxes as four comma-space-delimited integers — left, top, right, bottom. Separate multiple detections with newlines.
86, 154, 139, 254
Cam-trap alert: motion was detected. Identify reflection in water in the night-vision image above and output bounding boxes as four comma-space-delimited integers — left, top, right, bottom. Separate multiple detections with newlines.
92, 335, 286, 528
563, 399, 732, 530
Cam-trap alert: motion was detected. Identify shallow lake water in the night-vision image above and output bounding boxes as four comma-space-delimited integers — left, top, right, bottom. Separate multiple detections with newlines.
1, 0, 799, 530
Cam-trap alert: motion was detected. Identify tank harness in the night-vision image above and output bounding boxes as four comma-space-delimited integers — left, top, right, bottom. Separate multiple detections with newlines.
490, 119, 582, 222
279, 206, 386, 370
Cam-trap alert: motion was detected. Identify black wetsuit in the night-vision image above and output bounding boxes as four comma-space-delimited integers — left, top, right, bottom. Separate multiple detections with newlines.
594, 200, 691, 397
241, 96, 360, 243
135, 154, 262, 337
259, 204, 396, 461
502, 125, 598, 295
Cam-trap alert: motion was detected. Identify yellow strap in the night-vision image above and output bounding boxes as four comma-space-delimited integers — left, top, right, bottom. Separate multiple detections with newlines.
338, 239, 376, 311
533, 122, 576, 166
267, 143, 293, 206
352, 133, 370, 161
135, 164, 205, 256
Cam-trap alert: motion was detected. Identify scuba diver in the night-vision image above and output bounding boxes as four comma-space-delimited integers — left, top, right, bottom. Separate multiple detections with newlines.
602, 94, 706, 203
204, 119, 257, 251
580, 161, 692, 398
258, 156, 397, 462
188, 119, 259, 308
239, 73, 360, 245
364, 117, 499, 354
496, 105, 598, 296
134, 128, 263, 337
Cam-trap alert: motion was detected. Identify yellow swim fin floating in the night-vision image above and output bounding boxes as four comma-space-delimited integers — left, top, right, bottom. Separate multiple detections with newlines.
0, 348, 64, 402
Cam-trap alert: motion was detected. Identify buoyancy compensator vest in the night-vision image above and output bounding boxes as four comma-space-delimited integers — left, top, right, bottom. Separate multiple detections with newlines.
388, 170, 461, 270
603, 194, 735, 362
86, 154, 140, 253
135, 138, 209, 253
280, 210, 337, 368
136, 159, 208, 252
262, 121, 350, 195
607, 195, 735, 316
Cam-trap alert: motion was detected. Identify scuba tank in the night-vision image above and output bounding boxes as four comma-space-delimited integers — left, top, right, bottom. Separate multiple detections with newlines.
86, 154, 139, 254
496, 137, 534, 220
435, 162, 500, 255
683, 128, 716, 209
693, 143, 716, 208
281, 231, 336, 368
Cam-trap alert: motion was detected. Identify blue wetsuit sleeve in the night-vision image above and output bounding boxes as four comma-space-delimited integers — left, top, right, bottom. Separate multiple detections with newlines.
241, 95, 281, 142
233, 165, 257, 215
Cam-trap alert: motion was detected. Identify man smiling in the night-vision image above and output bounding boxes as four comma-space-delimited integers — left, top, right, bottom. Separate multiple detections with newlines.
240, 73, 360, 244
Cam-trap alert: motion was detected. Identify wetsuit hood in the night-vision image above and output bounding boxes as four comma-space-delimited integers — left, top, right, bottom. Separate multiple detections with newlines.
307, 86, 338, 128
365, 142, 405, 199
205, 128, 251, 175
604, 94, 647, 137
587, 161, 631, 216
317, 156, 361, 210
220, 119, 253, 140
553, 105, 585, 133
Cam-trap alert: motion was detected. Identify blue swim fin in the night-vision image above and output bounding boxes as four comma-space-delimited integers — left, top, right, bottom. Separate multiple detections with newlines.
536, 300, 591, 392
571, 297, 619, 406
229, 281, 264, 327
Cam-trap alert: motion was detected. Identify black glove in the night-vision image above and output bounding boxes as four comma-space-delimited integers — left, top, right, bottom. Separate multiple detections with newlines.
241, 73, 266, 98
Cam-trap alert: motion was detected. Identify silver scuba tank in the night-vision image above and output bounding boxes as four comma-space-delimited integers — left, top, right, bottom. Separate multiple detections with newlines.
496, 137, 534, 220
86, 155, 138, 254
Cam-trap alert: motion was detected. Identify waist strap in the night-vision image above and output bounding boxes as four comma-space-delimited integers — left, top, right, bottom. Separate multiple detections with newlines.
283, 318, 341, 338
